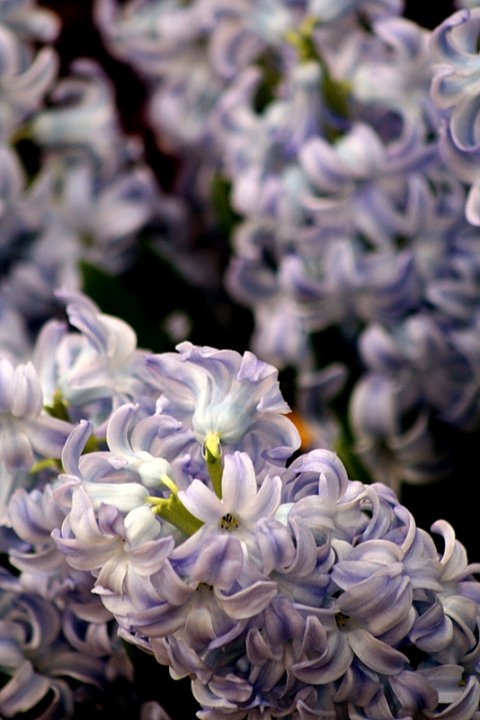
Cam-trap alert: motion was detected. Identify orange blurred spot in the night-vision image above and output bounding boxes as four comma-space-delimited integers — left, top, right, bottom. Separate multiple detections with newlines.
287, 410, 314, 450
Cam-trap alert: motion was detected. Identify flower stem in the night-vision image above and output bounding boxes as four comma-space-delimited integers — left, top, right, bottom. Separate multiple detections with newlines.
203, 431, 223, 497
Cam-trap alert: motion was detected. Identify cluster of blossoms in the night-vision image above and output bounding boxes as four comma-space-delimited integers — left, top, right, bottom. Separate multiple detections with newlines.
0, 0, 189, 356
1, 291, 480, 718
5, 0, 480, 717
92, 0, 480, 492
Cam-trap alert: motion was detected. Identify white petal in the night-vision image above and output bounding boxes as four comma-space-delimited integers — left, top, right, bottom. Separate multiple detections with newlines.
178, 480, 223, 525
222, 452, 257, 515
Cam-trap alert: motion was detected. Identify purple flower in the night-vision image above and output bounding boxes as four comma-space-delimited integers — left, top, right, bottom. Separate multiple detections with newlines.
0, 6, 58, 139
213, 61, 326, 218
0, 0, 60, 42
300, 121, 436, 245
104, 401, 195, 489
349, 372, 451, 491
32, 290, 156, 427
146, 341, 300, 470
40, 154, 158, 275
179, 451, 282, 548
30, 59, 128, 171
352, 16, 435, 130
0, 355, 72, 474
53, 482, 173, 596
430, 8, 480, 225
46, 407, 480, 719
430, 9, 480, 154
0, 567, 132, 719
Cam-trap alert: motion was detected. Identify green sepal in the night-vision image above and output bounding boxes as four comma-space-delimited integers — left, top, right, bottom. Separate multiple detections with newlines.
30, 457, 62, 475
44, 389, 70, 421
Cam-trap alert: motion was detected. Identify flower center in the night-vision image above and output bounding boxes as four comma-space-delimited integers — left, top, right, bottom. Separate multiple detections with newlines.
335, 612, 350, 628
219, 513, 239, 531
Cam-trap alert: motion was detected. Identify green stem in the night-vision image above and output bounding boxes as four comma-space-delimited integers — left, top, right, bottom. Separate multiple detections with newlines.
148, 494, 203, 536
203, 432, 223, 497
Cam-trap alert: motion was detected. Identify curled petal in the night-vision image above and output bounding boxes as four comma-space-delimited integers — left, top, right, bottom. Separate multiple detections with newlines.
215, 580, 277, 620
0, 661, 50, 717
347, 627, 407, 674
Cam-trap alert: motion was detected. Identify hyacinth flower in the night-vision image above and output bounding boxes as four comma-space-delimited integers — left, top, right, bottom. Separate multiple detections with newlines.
145, 340, 301, 478
31, 289, 157, 429
0, 296, 479, 717
2, 409, 176, 717
0, 302, 30, 361
0, 0, 60, 41
0, 26, 170, 341
30, 58, 127, 172
0, 355, 72, 514
0, 568, 172, 718
0, 141, 42, 268
5, 3, 480, 718
0, 148, 160, 333
220, 10, 480, 489
94, 0, 225, 154
430, 7, 480, 225
45, 400, 480, 720
94, 0, 301, 154
348, 372, 452, 495
0, 0, 187, 341
0, 0, 59, 141
0, 568, 86, 719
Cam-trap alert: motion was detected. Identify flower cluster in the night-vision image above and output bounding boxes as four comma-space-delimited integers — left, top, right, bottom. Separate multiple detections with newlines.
0, 0, 188, 354
4, 0, 480, 718
92, 0, 480, 493
1, 294, 480, 718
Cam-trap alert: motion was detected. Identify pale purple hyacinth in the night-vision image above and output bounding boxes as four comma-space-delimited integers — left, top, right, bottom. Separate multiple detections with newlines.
0, 142, 42, 258
49, 413, 197, 598
0, 0, 59, 140
348, 372, 451, 493
0, 34, 163, 335
430, 9, 480, 151
430, 8, 480, 225
356, 299, 480, 434
213, 60, 327, 218
95, 0, 224, 153
3, 4, 480, 718
104, 402, 196, 489
351, 15, 436, 131
145, 341, 300, 469
0, 565, 135, 719
30, 58, 128, 171
300, 120, 437, 245
0, 0, 60, 42
178, 450, 283, 547
0, 355, 72, 473
45, 425, 480, 719
35, 152, 158, 275
94, 0, 205, 76
94, 0, 301, 153
32, 290, 157, 428
90, 0, 480, 496
0, 149, 160, 328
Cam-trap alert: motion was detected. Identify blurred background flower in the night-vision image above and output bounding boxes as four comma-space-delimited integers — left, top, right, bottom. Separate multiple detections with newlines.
5, 0, 480, 718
